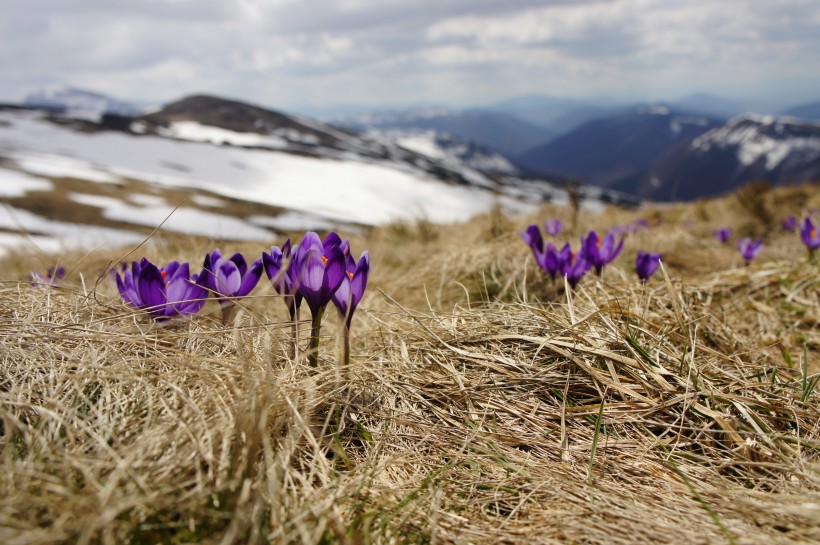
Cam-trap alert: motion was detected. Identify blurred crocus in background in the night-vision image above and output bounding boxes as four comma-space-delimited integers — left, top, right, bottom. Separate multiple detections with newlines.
114, 258, 208, 320
801, 216, 820, 258
545, 219, 562, 236
539, 242, 571, 281
202, 249, 263, 322
635, 251, 662, 283
781, 215, 797, 231
29, 265, 64, 287
583, 230, 624, 275
738, 238, 763, 265
562, 250, 591, 289
715, 228, 731, 243
521, 224, 545, 256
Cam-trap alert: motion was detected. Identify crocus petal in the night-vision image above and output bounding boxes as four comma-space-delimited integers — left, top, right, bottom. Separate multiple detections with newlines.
116, 267, 142, 307
322, 245, 346, 298
137, 262, 166, 313
166, 263, 193, 309
323, 232, 342, 254
540, 243, 560, 279
236, 258, 263, 297
609, 235, 624, 262
300, 232, 323, 255
332, 274, 352, 318
229, 252, 248, 278
215, 259, 242, 296
262, 247, 283, 284
520, 225, 544, 255
350, 252, 370, 306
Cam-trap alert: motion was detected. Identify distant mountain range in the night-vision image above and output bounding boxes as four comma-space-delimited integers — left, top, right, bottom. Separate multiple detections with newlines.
330, 108, 553, 157
516, 106, 723, 187
612, 114, 820, 200
12, 85, 820, 203
781, 100, 820, 120
22, 85, 149, 119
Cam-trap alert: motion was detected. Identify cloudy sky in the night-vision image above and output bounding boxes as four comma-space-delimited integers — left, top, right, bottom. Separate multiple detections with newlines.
3, 0, 820, 115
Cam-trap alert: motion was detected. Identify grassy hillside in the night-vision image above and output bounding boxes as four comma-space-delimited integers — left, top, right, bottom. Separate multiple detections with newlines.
1, 183, 819, 544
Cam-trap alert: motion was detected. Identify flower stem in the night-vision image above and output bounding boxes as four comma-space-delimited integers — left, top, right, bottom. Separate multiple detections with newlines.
220, 302, 236, 325
308, 306, 324, 367
289, 305, 299, 361
342, 324, 351, 368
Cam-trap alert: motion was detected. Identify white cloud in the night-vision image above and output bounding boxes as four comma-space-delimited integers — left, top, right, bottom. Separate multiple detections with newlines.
1, 0, 819, 111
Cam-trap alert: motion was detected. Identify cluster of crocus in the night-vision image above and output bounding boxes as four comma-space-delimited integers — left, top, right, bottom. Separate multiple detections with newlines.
521, 225, 624, 289
112, 232, 369, 366
738, 238, 763, 265
114, 258, 209, 320
29, 265, 65, 287
263, 231, 369, 366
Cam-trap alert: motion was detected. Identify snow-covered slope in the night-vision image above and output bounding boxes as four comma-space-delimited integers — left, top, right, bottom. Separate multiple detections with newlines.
365, 128, 519, 177
689, 113, 820, 170
0, 89, 634, 256
0, 108, 543, 255
613, 114, 820, 200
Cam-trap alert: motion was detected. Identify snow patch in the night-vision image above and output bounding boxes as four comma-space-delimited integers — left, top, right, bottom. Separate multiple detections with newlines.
0, 167, 53, 196
157, 121, 288, 149
250, 211, 345, 233
691, 115, 820, 169
128, 193, 167, 207
0, 205, 145, 254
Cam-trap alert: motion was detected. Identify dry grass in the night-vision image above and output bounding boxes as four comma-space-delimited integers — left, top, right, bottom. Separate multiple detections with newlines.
1, 183, 819, 544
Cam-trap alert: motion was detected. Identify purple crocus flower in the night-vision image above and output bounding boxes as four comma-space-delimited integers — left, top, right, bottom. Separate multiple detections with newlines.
782, 215, 797, 232
538, 242, 571, 281
332, 251, 370, 329
294, 232, 347, 366
635, 251, 662, 283
263, 239, 301, 316
332, 249, 370, 367
29, 265, 65, 287
714, 228, 731, 244
562, 249, 591, 289
544, 219, 562, 236
298, 247, 346, 318
520, 224, 544, 256
295, 232, 346, 317
800, 216, 820, 256
738, 238, 763, 264
114, 258, 207, 320
202, 249, 263, 304
632, 219, 649, 232
583, 230, 624, 275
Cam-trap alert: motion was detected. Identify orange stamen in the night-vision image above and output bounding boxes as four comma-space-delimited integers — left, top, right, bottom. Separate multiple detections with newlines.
348, 271, 354, 280
161, 270, 167, 280
321, 255, 328, 266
